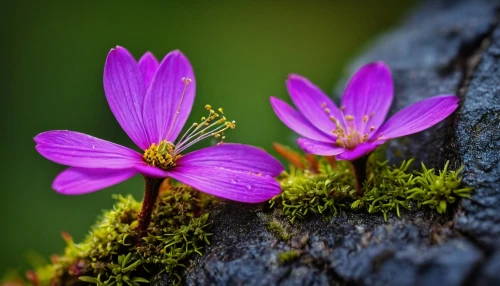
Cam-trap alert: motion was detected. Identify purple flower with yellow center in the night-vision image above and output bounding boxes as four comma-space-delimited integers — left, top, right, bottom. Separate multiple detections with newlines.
35, 46, 283, 239
270, 61, 458, 192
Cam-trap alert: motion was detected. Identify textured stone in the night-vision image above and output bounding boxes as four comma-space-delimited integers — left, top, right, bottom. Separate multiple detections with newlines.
453, 26, 500, 249
154, 0, 500, 285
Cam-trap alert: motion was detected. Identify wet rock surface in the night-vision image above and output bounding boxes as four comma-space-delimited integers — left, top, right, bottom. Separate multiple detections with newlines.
155, 0, 500, 285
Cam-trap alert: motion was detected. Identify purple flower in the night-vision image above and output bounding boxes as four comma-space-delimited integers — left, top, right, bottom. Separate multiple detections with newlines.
35, 46, 284, 203
270, 62, 459, 161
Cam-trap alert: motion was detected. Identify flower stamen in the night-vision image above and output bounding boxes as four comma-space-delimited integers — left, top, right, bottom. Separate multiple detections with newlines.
174, 104, 235, 153
143, 103, 235, 168
143, 78, 236, 169
330, 107, 380, 148
165, 77, 192, 140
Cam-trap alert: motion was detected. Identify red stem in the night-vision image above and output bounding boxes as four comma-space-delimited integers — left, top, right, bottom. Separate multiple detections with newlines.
137, 176, 163, 244
351, 155, 368, 196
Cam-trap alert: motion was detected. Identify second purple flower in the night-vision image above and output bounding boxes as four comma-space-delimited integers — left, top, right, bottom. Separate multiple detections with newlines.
270, 61, 459, 192
270, 62, 459, 160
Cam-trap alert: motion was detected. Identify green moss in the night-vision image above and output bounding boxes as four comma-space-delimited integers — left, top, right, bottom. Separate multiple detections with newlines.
270, 159, 355, 223
267, 219, 291, 242
272, 152, 473, 222
353, 160, 473, 219
277, 250, 301, 264
352, 159, 415, 221
408, 161, 472, 213
23, 181, 215, 286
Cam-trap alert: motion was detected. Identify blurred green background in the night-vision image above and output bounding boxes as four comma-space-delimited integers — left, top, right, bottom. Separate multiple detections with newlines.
0, 0, 415, 274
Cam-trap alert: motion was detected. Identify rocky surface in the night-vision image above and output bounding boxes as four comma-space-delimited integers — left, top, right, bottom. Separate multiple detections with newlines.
154, 0, 500, 285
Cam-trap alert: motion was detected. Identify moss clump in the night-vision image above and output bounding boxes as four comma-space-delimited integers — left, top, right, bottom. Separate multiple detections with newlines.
267, 218, 291, 242
352, 159, 415, 221
22, 180, 215, 286
272, 149, 473, 222
353, 160, 473, 220
277, 250, 301, 264
408, 161, 472, 213
270, 159, 354, 223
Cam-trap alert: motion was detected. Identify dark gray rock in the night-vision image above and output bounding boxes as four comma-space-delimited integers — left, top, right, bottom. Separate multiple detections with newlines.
154, 0, 500, 285
453, 25, 500, 249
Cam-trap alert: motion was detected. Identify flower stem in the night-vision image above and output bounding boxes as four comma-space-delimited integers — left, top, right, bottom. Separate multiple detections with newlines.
137, 176, 163, 244
351, 155, 368, 196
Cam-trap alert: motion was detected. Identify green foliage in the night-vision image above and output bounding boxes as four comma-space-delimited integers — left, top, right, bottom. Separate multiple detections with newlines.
270, 160, 355, 223
352, 159, 415, 221
25, 182, 214, 286
407, 162, 472, 213
352, 160, 473, 219
272, 155, 473, 222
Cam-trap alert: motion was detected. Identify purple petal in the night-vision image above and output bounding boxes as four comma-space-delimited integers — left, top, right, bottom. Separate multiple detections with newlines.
143, 50, 195, 145
341, 62, 393, 134
166, 166, 281, 203
177, 143, 284, 176
34, 130, 143, 169
286, 74, 345, 134
270, 97, 335, 143
104, 46, 149, 150
335, 142, 378, 161
133, 163, 169, 178
53, 167, 137, 195
374, 95, 459, 141
297, 137, 345, 156
138, 52, 159, 87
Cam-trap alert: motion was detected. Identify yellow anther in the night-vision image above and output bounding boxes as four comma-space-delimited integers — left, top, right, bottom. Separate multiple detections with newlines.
182, 77, 192, 85
214, 134, 221, 138
363, 115, 369, 122
218, 107, 224, 114
201, 117, 206, 121
345, 115, 355, 121
143, 140, 180, 170
205, 104, 212, 110
336, 138, 345, 147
